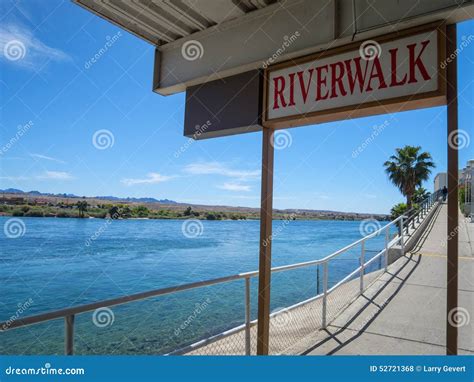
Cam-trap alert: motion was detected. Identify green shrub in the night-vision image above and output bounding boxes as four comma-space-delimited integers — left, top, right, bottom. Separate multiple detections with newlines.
25, 209, 44, 217
206, 213, 216, 220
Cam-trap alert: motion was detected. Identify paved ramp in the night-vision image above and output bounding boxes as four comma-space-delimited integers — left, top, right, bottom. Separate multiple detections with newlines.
306, 203, 474, 355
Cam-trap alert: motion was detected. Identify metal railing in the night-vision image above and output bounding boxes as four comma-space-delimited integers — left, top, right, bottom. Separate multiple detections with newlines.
402, 190, 441, 235
0, 202, 439, 355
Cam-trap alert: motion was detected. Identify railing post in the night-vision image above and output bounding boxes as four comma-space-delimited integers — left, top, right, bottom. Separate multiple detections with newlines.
245, 277, 251, 355
65, 314, 75, 355
384, 227, 389, 271
316, 265, 320, 295
400, 217, 405, 255
322, 261, 328, 329
359, 241, 365, 294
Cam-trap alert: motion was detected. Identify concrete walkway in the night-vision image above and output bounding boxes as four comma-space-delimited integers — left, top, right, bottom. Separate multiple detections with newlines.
306, 203, 473, 355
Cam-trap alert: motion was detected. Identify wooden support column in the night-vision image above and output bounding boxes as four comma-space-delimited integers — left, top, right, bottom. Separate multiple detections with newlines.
446, 23, 459, 356
256, 127, 274, 355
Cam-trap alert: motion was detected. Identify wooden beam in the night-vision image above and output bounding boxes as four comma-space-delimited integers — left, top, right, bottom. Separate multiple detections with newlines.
446, 23, 458, 356
256, 127, 274, 355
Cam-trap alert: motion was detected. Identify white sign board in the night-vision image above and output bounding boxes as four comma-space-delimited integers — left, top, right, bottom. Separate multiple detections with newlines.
264, 23, 446, 129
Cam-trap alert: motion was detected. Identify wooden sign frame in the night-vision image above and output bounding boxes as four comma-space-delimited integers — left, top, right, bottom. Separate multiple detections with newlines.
262, 21, 446, 130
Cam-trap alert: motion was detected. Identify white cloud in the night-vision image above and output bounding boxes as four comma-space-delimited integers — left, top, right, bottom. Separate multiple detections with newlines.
0, 23, 70, 69
37, 171, 73, 180
121, 172, 173, 186
30, 153, 66, 164
184, 162, 260, 181
0, 176, 29, 181
218, 182, 252, 192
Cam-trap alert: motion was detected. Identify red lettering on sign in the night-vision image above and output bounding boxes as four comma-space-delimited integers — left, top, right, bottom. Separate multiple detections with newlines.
389, 48, 407, 87
366, 57, 387, 92
345, 57, 368, 95
330, 62, 347, 99
297, 69, 313, 103
269, 38, 434, 111
315, 64, 329, 101
407, 40, 431, 83
273, 76, 286, 109
288, 72, 296, 106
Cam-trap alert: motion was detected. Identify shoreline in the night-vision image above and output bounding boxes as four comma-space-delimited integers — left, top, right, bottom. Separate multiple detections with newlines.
0, 214, 389, 222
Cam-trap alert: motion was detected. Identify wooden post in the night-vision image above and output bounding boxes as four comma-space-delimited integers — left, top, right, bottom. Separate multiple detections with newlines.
446, 23, 458, 356
256, 127, 274, 355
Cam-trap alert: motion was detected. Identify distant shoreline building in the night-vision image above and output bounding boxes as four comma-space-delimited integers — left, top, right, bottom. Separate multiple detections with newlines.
434, 172, 447, 193
436, 160, 474, 218
460, 160, 473, 217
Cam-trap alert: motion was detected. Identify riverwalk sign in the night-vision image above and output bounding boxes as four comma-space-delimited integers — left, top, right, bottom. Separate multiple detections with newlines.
183, 23, 446, 139
264, 23, 446, 129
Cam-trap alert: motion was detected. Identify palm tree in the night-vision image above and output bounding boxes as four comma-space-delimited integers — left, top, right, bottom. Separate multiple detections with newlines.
413, 187, 430, 204
384, 146, 435, 209
76, 200, 88, 218
390, 202, 408, 220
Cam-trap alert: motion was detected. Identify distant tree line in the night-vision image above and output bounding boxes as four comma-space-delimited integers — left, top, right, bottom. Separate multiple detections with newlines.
0, 201, 249, 221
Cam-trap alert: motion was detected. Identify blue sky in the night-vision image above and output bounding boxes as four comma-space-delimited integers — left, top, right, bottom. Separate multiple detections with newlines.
0, 1, 473, 214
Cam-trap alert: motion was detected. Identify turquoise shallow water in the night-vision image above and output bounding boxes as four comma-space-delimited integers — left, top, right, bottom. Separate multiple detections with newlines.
0, 217, 391, 354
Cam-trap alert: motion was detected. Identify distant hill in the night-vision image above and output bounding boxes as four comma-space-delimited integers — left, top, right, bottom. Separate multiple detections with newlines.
94, 196, 177, 204
0, 189, 177, 205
